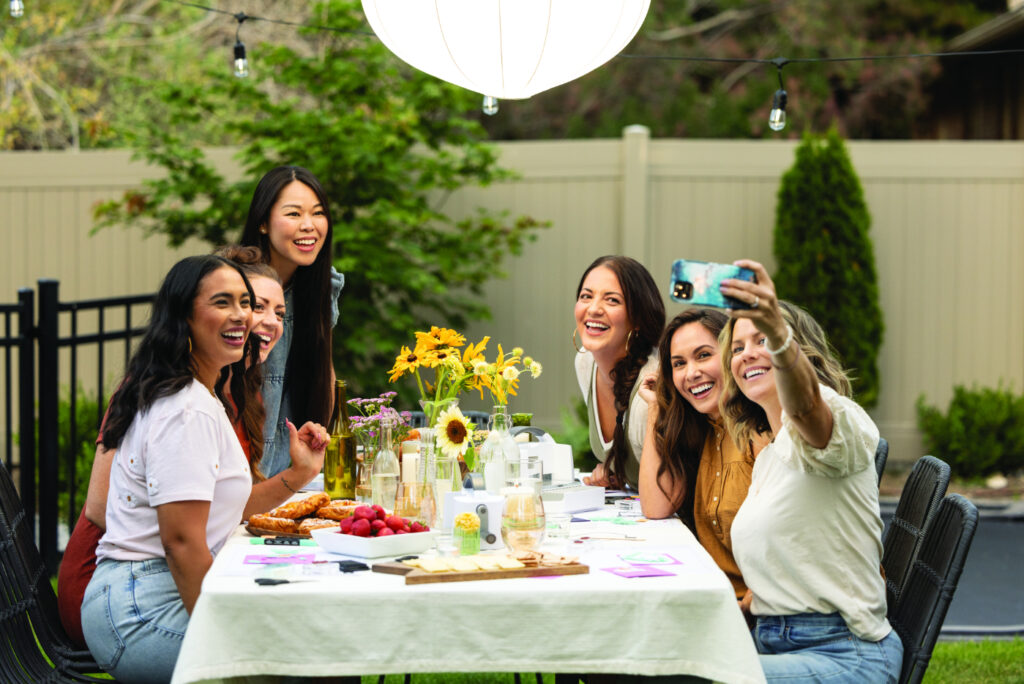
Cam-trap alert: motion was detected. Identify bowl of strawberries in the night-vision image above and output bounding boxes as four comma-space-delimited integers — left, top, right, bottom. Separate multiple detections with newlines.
310, 504, 437, 558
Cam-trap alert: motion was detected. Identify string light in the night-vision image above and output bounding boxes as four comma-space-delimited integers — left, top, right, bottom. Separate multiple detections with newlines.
233, 12, 249, 78
768, 59, 788, 132
87, 2, 1024, 124
9, 0, 24, 18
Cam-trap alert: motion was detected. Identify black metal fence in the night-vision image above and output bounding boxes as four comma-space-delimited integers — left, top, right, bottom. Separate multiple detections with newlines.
1, 280, 151, 573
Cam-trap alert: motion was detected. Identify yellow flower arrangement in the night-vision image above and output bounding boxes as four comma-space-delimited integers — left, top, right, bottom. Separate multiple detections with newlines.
474, 345, 543, 406
435, 405, 474, 460
388, 326, 490, 417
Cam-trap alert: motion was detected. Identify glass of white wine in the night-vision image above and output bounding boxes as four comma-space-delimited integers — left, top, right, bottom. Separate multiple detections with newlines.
501, 455, 546, 553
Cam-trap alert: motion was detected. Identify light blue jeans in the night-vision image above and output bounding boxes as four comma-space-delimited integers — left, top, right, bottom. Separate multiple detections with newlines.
81, 558, 189, 683
754, 613, 903, 683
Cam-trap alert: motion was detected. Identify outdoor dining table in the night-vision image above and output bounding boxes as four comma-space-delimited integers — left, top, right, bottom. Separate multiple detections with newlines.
170, 505, 766, 684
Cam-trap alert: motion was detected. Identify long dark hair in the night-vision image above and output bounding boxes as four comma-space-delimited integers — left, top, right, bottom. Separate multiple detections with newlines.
240, 166, 334, 426
653, 309, 728, 529
102, 255, 259, 449
213, 244, 277, 480
576, 255, 665, 487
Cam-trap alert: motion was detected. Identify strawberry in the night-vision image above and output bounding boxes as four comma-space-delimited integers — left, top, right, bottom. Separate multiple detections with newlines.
377, 527, 395, 536
353, 506, 376, 521
340, 517, 354, 533
371, 505, 387, 520
409, 521, 424, 533
385, 515, 405, 531
350, 518, 371, 537
371, 519, 387, 533
393, 529, 406, 535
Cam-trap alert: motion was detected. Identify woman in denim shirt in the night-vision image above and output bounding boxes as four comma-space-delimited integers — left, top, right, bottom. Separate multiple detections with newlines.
241, 166, 344, 477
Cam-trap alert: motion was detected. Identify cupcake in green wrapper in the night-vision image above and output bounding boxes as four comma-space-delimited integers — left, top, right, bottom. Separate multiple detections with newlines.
453, 512, 481, 556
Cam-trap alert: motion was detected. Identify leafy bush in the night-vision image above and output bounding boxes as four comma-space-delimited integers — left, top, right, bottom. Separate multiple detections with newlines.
773, 129, 884, 408
916, 385, 1024, 478
92, 0, 546, 401
17, 387, 101, 524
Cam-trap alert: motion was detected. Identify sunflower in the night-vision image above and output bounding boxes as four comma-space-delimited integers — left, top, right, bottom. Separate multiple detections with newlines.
388, 345, 422, 382
415, 326, 466, 351
436, 405, 474, 460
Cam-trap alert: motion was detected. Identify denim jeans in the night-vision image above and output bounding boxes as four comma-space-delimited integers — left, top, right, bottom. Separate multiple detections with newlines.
81, 558, 189, 684
754, 613, 903, 683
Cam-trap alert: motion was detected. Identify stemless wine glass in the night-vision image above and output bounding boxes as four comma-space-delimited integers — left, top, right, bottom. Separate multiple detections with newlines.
501, 454, 546, 553
394, 482, 437, 529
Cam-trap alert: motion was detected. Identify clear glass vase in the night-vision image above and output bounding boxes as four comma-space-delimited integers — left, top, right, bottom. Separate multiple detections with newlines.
478, 405, 520, 495
419, 397, 459, 430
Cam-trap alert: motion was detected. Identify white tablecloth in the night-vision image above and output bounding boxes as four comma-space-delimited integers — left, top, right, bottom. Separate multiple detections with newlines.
171, 509, 765, 684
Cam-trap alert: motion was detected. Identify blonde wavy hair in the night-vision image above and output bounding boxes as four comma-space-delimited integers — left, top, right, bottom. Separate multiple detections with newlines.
719, 300, 852, 448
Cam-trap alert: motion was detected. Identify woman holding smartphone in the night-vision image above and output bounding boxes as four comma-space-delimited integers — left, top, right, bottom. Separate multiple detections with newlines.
241, 166, 345, 477
637, 308, 769, 601
720, 260, 901, 682
574, 255, 664, 489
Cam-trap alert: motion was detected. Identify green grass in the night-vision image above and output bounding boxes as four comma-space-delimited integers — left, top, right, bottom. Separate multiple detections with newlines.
924, 639, 1024, 683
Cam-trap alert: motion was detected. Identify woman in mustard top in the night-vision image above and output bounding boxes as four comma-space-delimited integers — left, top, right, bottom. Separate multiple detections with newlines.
638, 308, 769, 603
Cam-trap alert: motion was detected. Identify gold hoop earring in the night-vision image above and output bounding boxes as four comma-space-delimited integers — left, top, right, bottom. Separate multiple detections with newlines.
625, 329, 636, 353
571, 328, 583, 354
188, 336, 193, 354
259, 225, 268, 234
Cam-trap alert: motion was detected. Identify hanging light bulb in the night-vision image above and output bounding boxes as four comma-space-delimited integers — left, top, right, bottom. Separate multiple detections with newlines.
768, 58, 789, 132
232, 12, 249, 78
10, 0, 24, 18
769, 89, 787, 131
234, 41, 249, 78
482, 95, 499, 116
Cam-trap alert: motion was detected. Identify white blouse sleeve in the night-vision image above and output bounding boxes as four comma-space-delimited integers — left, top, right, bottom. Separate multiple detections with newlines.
777, 384, 879, 478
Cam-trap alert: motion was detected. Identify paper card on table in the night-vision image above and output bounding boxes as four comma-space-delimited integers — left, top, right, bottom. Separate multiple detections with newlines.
619, 552, 681, 566
603, 565, 675, 578
244, 553, 316, 565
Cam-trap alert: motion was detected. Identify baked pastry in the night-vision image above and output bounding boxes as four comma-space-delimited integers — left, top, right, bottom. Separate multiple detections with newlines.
316, 500, 359, 521
269, 492, 330, 519
248, 514, 300, 534
298, 517, 340, 535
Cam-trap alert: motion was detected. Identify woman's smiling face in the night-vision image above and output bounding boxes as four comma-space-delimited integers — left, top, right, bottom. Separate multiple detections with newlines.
574, 266, 631, 362
249, 275, 285, 363
729, 317, 776, 406
670, 321, 724, 418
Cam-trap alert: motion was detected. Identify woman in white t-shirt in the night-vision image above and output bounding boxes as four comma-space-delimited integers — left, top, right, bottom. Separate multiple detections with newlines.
718, 260, 902, 683
81, 255, 328, 683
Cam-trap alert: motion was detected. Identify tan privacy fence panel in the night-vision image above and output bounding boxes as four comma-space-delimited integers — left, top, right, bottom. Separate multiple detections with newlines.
3, 136, 1022, 466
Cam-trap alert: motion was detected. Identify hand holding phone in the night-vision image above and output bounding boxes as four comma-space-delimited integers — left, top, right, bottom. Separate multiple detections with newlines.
670, 259, 757, 309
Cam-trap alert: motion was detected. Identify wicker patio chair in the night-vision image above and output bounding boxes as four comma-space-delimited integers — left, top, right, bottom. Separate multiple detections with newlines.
890, 494, 979, 684
0, 461, 107, 681
875, 436, 889, 484
881, 455, 951, 613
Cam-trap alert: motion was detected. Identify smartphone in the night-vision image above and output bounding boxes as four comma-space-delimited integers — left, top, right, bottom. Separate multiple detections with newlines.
669, 259, 757, 309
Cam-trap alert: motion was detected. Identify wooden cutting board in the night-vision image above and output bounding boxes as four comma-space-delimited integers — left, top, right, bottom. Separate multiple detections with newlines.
372, 561, 589, 585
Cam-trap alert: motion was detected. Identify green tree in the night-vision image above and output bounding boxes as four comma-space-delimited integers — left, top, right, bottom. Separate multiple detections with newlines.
480, 0, 1001, 140
772, 129, 883, 407
93, 0, 545, 400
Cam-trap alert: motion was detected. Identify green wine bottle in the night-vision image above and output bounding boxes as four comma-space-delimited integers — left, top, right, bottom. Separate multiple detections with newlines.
324, 380, 357, 500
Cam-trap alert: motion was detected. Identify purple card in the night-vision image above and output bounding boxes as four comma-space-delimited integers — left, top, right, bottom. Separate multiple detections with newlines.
244, 554, 316, 565
602, 565, 675, 578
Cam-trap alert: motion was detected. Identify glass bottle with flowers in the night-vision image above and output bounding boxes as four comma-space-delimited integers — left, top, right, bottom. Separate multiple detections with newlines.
388, 326, 489, 482
474, 346, 543, 494
347, 392, 413, 504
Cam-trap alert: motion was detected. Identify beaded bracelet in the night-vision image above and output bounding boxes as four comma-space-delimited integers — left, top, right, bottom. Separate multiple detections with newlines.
767, 325, 794, 358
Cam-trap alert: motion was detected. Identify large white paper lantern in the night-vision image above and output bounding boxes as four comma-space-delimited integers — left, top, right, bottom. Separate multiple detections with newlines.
361, 0, 651, 100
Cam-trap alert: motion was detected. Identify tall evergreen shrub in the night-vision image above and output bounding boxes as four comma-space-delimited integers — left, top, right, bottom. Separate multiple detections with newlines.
773, 129, 884, 408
